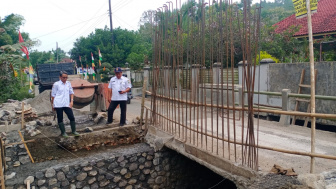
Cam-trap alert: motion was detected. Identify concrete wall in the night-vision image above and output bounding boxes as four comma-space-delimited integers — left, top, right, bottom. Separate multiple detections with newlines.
239, 61, 336, 124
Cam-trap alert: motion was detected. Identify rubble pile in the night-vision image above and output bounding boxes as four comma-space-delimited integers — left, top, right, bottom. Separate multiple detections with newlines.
0, 100, 38, 126
28, 90, 52, 115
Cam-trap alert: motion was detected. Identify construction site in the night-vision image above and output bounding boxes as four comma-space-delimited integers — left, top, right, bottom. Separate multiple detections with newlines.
1, 0, 336, 189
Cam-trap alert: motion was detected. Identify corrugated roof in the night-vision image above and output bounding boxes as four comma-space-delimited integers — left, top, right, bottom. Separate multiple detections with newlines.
274, 0, 336, 37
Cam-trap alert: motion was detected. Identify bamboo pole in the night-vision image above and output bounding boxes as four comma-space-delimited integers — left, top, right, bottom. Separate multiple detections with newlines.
27, 180, 30, 189
5, 139, 35, 147
0, 139, 5, 189
21, 102, 24, 129
146, 91, 336, 118
306, 0, 316, 174
0, 139, 5, 172
18, 131, 34, 163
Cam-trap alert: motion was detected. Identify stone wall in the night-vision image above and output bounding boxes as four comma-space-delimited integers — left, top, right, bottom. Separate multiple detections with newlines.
6, 143, 233, 189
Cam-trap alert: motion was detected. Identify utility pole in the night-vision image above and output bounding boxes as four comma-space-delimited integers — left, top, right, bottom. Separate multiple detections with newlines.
306, 0, 316, 174
108, 0, 114, 45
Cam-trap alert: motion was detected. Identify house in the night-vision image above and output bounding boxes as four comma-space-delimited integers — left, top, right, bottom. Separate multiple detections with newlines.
274, 0, 336, 38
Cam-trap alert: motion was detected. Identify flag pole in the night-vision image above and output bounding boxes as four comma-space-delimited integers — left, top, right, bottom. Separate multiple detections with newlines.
306, 0, 316, 174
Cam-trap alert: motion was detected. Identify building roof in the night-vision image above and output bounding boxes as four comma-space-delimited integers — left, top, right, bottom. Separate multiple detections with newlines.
274, 0, 336, 37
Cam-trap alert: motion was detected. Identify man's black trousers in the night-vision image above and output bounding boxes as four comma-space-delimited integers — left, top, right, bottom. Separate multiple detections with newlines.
55, 107, 75, 124
107, 100, 127, 124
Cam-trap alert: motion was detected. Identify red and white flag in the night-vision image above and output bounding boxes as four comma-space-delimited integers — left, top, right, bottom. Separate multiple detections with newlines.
18, 30, 29, 60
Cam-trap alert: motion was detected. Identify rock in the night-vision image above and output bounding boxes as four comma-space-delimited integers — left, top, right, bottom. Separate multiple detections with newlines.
84, 127, 93, 132
18, 151, 27, 155
129, 163, 138, 171
120, 168, 127, 175
119, 180, 128, 187
97, 161, 105, 167
138, 157, 146, 163
19, 156, 30, 164
76, 181, 85, 188
108, 162, 118, 170
30, 130, 41, 136
91, 183, 99, 189
5, 172, 16, 180
97, 175, 105, 181
35, 172, 44, 179
88, 177, 96, 185
88, 170, 97, 176
45, 168, 56, 178
28, 121, 37, 126
62, 165, 70, 173
143, 169, 150, 175
37, 180, 46, 186
83, 166, 92, 171
133, 169, 140, 176
125, 185, 133, 189
48, 178, 57, 186
139, 165, 145, 170
99, 180, 110, 187
130, 156, 137, 162
19, 144, 25, 148
13, 161, 20, 167
24, 176, 34, 184
125, 173, 132, 179
57, 172, 66, 181
36, 120, 45, 126
117, 156, 125, 162
113, 176, 121, 183
128, 179, 137, 185
155, 176, 164, 184
106, 173, 114, 180
45, 120, 52, 126
61, 180, 69, 187
70, 184, 76, 189
76, 173, 87, 181
145, 161, 152, 168
80, 161, 89, 167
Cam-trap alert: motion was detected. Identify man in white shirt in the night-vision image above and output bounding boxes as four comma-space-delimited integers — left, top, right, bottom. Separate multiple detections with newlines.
107, 67, 132, 126
51, 71, 79, 137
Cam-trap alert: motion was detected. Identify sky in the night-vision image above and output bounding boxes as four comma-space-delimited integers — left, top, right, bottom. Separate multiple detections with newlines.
1, 0, 268, 54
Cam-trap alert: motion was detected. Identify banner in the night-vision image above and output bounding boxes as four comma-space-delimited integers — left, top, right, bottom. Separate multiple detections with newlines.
293, 0, 318, 18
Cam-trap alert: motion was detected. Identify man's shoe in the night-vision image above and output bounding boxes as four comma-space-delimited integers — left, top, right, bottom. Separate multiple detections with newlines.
106, 121, 113, 125
61, 133, 69, 138
72, 132, 80, 137
119, 123, 125, 126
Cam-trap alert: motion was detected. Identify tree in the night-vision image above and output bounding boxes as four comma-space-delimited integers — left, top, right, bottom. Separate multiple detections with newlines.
0, 14, 35, 102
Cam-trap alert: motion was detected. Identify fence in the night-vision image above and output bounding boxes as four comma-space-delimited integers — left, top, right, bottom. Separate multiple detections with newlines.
143, 0, 336, 175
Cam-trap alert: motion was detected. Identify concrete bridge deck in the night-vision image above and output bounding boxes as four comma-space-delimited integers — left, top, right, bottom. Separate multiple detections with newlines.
126, 96, 336, 188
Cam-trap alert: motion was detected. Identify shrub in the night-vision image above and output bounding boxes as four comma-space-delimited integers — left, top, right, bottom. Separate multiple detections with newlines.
256, 51, 280, 64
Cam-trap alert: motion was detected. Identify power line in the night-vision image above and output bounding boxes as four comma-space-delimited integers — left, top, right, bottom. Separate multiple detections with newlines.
33, 13, 107, 39
40, 14, 108, 50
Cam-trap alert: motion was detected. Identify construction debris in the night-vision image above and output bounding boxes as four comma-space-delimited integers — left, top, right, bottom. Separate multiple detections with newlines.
270, 164, 298, 176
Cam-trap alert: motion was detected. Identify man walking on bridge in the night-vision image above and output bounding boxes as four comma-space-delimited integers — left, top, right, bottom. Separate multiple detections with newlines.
107, 67, 132, 126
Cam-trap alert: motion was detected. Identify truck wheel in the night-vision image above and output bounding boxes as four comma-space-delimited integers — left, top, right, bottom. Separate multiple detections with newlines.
127, 98, 131, 104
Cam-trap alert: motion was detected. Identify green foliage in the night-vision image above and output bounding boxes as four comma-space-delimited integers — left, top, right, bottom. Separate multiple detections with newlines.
0, 14, 36, 103
70, 27, 151, 70
257, 51, 280, 63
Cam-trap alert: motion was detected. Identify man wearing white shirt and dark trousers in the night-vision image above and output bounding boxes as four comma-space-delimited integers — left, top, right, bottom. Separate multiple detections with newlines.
51, 71, 80, 137
107, 67, 132, 126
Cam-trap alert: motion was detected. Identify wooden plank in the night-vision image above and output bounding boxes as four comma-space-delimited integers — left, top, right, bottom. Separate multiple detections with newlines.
0, 138, 5, 189
18, 131, 34, 163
